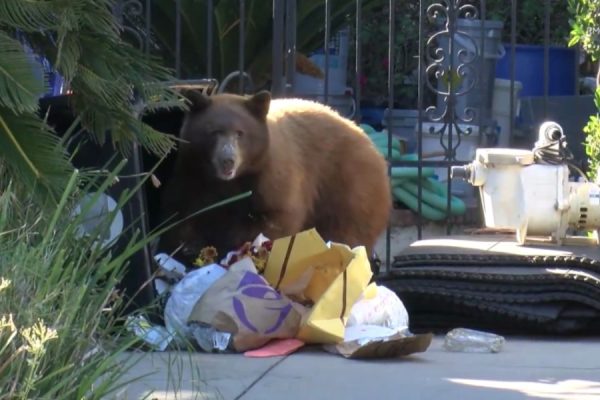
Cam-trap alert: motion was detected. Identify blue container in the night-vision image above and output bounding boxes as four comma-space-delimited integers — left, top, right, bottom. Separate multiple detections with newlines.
495, 44, 577, 97
359, 107, 385, 129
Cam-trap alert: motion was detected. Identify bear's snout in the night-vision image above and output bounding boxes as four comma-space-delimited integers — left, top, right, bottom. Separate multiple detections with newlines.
220, 158, 235, 171
212, 135, 241, 181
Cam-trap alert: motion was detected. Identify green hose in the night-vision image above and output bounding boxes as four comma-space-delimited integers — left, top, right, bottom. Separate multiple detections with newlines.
370, 134, 399, 143
360, 124, 468, 221
360, 124, 377, 136
390, 167, 435, 179
422, 176, 448, 196
377, 147, 402, 160
373, 141, 399, 150
391, 185, 450, 221
396, 153, 419, 161
396, 179, 466, 215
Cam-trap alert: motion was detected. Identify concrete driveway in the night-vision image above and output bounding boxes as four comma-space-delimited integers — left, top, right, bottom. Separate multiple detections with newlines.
114, 335, 600, 400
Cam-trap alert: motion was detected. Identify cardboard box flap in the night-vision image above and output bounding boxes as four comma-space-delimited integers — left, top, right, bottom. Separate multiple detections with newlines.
324, 325, 433, 359
262, 229, 373, 344
263, 228, 327, 292
297, 245, 373, 344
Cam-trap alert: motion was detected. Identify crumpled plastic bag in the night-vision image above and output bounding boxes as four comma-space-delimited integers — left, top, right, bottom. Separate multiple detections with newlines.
164, 263, 227, 343
154, 253, 187, 296
125, 315, 172, 351
190, 322, 232, 353
346, 283, 409, 331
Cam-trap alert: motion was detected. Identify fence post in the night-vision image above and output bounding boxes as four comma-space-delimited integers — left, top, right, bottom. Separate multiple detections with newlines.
272, 0, 285, 97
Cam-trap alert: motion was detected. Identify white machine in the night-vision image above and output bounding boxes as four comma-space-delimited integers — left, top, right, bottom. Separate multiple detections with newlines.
451, 122, 600, 246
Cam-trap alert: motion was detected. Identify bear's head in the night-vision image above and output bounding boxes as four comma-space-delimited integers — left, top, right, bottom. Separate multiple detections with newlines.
177, 90, 271, 181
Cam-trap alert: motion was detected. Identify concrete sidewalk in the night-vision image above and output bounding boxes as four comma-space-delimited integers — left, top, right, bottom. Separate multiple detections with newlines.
115, 336, 600, 400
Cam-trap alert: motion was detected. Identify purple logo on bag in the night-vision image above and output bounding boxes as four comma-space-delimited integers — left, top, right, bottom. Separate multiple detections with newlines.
232, 271, 292, 334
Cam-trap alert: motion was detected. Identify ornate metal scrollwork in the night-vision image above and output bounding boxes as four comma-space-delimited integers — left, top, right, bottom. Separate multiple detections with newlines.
114, 0, 147, 51
422, 0, 485, 160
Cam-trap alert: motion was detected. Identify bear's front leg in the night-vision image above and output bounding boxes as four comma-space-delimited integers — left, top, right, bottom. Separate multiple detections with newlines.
259, 207, 307, 241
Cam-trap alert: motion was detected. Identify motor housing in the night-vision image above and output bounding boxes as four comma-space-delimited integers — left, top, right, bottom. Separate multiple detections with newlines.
451, 122, 600, 245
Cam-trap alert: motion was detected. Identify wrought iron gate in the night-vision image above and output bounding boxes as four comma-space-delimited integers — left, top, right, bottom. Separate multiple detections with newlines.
116, 0, 580, 274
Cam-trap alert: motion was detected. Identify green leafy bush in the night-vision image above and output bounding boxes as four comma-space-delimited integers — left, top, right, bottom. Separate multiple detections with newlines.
0, 165, 147, 399
0, 1, 197, 397
568, 0, 600, 179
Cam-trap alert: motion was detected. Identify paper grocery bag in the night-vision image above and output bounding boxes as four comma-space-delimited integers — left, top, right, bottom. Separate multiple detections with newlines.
188, 258, 304, 352
262, 229, 373, 344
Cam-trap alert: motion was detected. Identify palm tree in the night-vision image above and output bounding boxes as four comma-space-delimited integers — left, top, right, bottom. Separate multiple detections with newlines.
0, 0, 182, 205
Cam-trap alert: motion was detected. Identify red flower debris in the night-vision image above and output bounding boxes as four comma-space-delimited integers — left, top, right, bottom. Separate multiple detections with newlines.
221, 238, 273, 274
193, 236, 273, 273
193, 246, 218, 267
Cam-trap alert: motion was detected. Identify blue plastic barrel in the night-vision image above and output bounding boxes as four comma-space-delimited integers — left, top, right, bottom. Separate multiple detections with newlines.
495, 44, 577, 97
360, 107, 385, 129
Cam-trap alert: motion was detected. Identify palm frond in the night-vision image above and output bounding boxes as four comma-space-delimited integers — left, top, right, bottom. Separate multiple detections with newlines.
75, 65, 132, 107
138, 80, 187, 112
62, 35, 179, 156
53, 31, 80, 82
0, 0, 58, 31
133, 120, 177, 156
1, 0, 182, 168
0, 107, 73, 204
78, 0, 121, 38
0, 32, 46, 113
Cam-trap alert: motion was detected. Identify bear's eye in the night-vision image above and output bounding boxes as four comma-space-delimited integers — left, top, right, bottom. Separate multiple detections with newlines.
236, 131, 244, 138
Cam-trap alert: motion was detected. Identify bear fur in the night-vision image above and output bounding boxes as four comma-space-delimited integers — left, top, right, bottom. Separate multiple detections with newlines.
158, 90, 392, 266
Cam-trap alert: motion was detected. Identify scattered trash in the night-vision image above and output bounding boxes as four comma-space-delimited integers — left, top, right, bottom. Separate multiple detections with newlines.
190, 322, 232, 353
323, 325, 432, 359
163, 262, 227, 343
347, 283, 409, 330
261, 228, 372, 344
141, 228, 433, 360
443, 327, 505, 353
125, 315, 172, 351
188, 257, 305, 352
151, 174, 161, 188
194, 246, 219, 267
217, 233, 272, 272
154, 252, 187, 295
244, 338, 305, 358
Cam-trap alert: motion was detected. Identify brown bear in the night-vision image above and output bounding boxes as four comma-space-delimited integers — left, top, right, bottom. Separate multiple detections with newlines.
158, 90, 392, 268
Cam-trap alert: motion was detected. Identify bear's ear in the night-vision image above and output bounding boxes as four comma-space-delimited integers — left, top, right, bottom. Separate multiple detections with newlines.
245, 90, 271, 120
180, 89, 212, 113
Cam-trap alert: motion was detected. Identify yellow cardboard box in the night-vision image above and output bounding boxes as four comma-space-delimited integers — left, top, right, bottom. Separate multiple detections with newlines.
262, 229, 373, 344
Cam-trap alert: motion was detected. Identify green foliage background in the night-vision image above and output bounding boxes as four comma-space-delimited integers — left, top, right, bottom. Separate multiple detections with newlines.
568, 0, 600, 179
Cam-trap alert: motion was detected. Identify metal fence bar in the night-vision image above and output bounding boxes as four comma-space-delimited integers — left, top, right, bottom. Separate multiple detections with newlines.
175, 0, 181, 78
285, 0, 297, 96
354, 0, 362, 124
324, 0, 330, 104
445, 2, 456, 236
239, 0, 245, 94
416, 0, 425, 241
145, 0, 151, 56
385, 0, 396, 273
207, 0, 214, 78
575, 49, 580, 99
272, 0, 284, 97
509, 0, 516, 139
543, 0, 550, 118
479, 0, 486, 147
